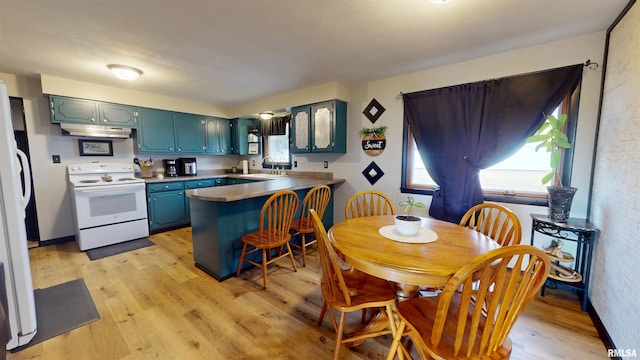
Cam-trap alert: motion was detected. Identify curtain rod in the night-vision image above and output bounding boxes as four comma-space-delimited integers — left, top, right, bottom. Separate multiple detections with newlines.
584, 59, 599, 70
396, 61, 595, 102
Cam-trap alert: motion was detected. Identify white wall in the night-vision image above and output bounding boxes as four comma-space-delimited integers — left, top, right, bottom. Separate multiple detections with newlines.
1, 72, 243, 242
262, 33, 606, 250
590, 1, 640, 352
2, 32, 607, 251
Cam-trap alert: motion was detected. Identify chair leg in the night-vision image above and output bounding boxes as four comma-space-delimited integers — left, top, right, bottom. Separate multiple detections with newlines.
262, 249, 268, 290
318, 301, 327, 326
334, 311, 347, 360
300, 233, 307, 267
236, 243, 248, 277
386, 320, 407, 360
285, 242, 297, 272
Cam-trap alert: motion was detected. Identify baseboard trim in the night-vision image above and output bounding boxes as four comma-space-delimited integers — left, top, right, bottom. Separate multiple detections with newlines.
588, 300, 619, 360
37, 235, 75, 247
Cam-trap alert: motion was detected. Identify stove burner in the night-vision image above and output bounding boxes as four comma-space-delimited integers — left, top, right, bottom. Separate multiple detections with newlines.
79, 180, 100, 183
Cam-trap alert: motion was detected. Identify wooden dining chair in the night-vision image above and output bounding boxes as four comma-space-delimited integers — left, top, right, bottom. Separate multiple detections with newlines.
310, 209, 399, 360
344, 190, 396, 219
236, 190, 299, 290
387, 245, 550, 360
459, 203, 522, 247
290, 185, 332, 267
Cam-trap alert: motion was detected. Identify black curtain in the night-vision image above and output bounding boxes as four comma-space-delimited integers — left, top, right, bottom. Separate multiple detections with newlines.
260, 115, 290, 136
403, 64, 583, 223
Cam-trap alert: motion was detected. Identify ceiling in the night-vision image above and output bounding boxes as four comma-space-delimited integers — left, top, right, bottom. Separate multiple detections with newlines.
0, 0, 629, 107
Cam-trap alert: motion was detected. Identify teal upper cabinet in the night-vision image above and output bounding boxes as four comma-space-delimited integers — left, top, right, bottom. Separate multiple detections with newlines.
290, 100, 347, 154
174, 112, 205, 153
231, 118, 260, 155
136, 109, 205, 154
50, 95, 136, 127
136, 108, 176, 154
204, 117, 232, 154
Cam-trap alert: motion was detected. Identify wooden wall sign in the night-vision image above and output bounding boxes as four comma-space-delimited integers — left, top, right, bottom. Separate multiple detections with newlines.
360, 126, 387, 157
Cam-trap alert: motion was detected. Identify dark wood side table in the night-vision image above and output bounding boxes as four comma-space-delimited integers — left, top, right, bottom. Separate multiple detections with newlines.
530, 213, 599, 312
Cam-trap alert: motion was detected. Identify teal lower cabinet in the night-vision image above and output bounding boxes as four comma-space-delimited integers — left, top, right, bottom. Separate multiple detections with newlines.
214, 178, 256, 186
184, 179, 216, 223
147, 182, 187, 232
189, 186, 334, 281
148, 177, 267, 233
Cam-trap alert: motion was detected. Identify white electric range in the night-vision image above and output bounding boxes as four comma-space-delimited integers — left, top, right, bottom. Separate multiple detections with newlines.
67, 162, 149, 251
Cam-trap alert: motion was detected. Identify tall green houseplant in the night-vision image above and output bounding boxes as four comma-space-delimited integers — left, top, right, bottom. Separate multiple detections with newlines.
526, 113, 577, 222
526, 113, 571, 186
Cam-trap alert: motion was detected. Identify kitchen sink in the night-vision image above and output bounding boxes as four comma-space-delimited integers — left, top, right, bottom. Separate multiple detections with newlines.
239, 173, 288, 179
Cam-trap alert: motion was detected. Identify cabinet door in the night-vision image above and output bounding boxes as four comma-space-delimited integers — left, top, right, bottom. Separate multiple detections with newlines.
174, 112, 205, 154
184, 179, 216, 223
218, 119, 232, 154
98, 103, 136, 127
233, 118, 260, 155
204, 118, 232, 154
50, 96, 99, 124
311, 102, 334, 152
136, 108, 176, 154
230, 119, 239, 154
148, 190, 186, 231
290, 106, 311, 153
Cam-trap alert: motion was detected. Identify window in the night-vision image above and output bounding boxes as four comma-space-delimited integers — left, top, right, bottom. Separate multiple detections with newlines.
263, 127, 291, 169
402, 97, 574, 204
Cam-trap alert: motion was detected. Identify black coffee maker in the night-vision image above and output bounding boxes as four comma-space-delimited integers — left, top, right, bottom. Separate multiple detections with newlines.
164, 159, 178, 177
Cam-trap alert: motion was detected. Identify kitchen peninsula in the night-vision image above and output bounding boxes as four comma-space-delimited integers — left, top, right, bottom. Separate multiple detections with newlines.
186, 173, 344, 280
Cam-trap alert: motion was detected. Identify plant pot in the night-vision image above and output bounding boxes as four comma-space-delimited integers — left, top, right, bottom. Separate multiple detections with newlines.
395, 215, 421, 236
547, 186, 577, 222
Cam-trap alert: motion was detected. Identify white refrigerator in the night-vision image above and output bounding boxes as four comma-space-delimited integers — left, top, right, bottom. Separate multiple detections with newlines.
0, 81, 37, 349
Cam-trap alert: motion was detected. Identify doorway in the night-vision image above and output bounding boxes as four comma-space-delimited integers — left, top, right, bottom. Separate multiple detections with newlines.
10, 97, 40, 246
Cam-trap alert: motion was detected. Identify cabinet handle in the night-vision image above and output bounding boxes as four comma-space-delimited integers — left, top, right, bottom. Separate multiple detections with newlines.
164, 185, 169, 189
90, 117, 96, 122
103, 118, 108, 123
177, 148, 182, 152
169, 147, 174, 151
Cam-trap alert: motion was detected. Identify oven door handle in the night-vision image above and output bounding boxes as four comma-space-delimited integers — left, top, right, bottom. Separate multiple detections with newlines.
73, 183, 145, 194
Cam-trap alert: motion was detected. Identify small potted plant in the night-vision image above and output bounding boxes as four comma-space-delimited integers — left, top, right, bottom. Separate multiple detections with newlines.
526, 113, 577, 222
395, 196, 425, 236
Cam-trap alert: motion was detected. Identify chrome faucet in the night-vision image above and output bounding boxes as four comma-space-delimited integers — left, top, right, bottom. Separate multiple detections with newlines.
261, 156, 276, 174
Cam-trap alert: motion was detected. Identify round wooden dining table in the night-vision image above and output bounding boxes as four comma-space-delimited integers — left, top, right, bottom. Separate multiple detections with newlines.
328, 215, 501, 298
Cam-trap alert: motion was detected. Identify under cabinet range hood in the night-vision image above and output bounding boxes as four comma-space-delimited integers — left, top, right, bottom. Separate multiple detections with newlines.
60, 123, 132, 138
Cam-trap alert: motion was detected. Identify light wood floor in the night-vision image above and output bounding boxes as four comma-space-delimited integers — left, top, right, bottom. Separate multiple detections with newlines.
8, 227, 607, 359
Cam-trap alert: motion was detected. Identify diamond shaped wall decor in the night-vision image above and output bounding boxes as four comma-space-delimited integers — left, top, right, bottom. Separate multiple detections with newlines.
362, 161, 384, 185
363, 98, 385, 124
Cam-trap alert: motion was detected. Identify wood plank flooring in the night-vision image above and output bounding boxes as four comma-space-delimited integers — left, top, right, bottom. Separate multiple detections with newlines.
8, 227, 607, 359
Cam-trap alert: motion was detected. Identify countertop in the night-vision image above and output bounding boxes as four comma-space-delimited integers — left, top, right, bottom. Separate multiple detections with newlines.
185, 175, 345, 202
140, 169, 344, 202
141, 169, 229, 183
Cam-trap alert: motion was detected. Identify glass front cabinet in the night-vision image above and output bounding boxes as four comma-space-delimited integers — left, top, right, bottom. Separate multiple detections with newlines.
290, 100, 347, 154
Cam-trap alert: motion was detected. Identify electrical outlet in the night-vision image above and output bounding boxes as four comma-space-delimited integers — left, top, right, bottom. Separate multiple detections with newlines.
251, 160, 255, 166
294, 161, 298, 168
323, 161, 328, 169
52, 155, 61, 164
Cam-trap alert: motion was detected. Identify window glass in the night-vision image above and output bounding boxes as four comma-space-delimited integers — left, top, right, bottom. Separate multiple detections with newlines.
403, 103, 569, 201
263, 128, 291, 168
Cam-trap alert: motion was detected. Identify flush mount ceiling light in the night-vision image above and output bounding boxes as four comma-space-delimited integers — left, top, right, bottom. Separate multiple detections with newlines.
107, 64, 143, 81
259, 112, 274, 120
429, 0, 450, 3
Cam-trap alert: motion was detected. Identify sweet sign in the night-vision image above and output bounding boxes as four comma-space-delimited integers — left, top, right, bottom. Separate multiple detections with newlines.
360, 126, 387, 157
